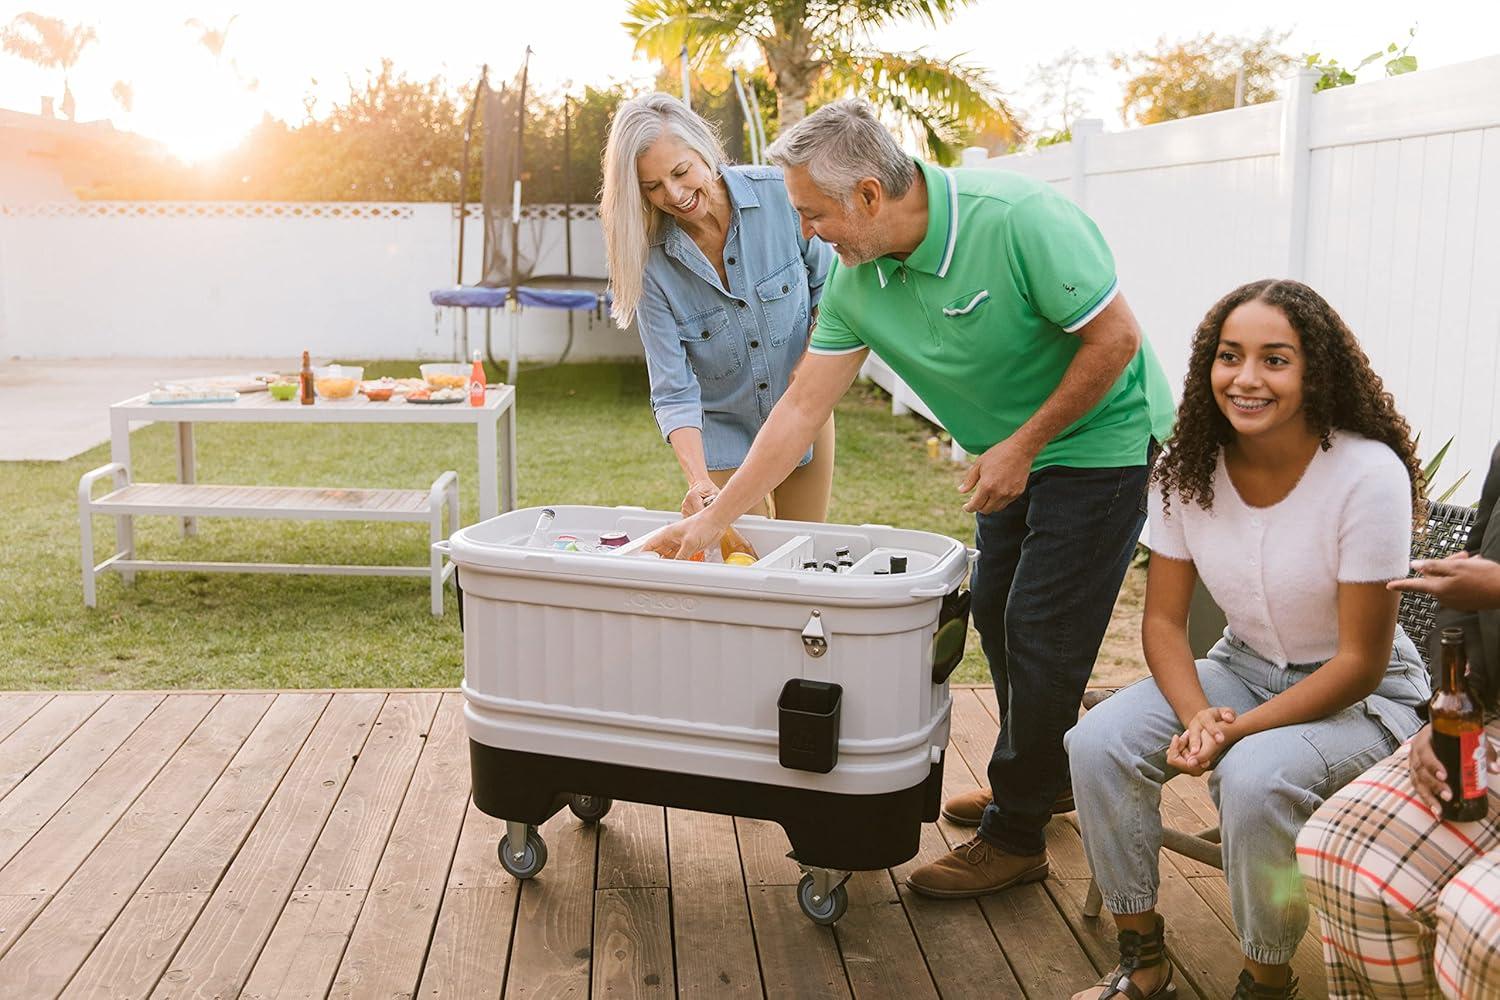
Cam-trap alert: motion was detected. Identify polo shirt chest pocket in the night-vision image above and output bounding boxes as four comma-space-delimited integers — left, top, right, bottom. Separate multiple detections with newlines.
755, 258, 809, 347
935, 289, 993, 350
677, 306, 743, 382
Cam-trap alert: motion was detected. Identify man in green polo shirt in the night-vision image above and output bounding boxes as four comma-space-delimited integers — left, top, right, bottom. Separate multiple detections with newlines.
646, 98, 1173, 899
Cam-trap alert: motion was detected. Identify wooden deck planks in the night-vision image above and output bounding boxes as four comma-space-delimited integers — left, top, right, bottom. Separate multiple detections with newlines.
663, 809, 762, 997
326, 693, 472, 999
144, 692, 384, 999
240, 691, 441, 1000
596, 802, 669, 891
416, 798, 520, 999
503, 809, 599, 998
592, 888, 674, 996
0, 692, 55, 744
0, 693, 162, 869
0, 689, 1341, 999
0, 694, 219, 899
0, 695, 271, 991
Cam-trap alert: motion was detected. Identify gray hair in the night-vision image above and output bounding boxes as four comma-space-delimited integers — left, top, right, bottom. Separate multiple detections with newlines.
600, 92, 725, 328
766, 99, 915, 203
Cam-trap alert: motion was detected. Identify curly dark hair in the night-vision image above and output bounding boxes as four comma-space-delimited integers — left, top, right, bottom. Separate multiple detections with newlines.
1155, 279, 1424, 514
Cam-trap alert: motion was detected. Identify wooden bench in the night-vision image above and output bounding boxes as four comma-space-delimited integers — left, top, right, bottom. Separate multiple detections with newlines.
79, 463, 459, 615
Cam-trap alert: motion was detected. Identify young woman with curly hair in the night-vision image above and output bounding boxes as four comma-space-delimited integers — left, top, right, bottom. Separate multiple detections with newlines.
1065, 279, 1431, 1000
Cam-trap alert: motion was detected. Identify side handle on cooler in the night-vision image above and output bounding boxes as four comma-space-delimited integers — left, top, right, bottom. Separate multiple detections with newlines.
930, 587, 972, 685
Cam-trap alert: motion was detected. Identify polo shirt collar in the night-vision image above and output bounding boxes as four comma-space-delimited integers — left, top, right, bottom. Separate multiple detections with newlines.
873, 158, 959, 288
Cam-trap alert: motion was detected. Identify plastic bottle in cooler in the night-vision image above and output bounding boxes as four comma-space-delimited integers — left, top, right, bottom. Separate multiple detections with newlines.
524, 508, 556, 548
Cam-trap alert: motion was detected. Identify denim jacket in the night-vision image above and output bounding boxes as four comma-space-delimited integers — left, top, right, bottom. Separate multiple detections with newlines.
636, 165, 832, 470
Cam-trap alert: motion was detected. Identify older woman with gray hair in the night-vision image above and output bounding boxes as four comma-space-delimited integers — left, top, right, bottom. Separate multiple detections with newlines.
601, 93, 834, 522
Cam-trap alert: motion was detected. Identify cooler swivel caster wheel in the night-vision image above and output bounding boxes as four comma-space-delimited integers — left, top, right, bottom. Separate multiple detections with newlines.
797, 872, 849, 926
498, 824, 547, 880
568, 793, 613, 824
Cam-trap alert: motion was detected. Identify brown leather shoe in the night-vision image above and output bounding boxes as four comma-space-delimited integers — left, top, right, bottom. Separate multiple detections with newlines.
939, 786, 1076, 826
905, 836, 1048, 898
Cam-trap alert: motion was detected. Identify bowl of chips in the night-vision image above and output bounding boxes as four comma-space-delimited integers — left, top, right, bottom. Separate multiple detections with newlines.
313, 364, 362, 399
420, 363, 470, 390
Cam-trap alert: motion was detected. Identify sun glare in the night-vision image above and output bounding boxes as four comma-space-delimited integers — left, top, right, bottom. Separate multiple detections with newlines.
147, 116, 256, 165
106, 42, 264, 164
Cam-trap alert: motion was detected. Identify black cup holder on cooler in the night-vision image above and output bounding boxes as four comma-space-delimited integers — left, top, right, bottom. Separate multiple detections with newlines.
778, 679, 843, 773
930, 587, 972, 684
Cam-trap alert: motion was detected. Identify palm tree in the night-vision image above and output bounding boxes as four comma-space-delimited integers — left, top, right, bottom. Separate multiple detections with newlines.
625, 0, 1020, 162
184, 15, 237, 62
1, 12, 98, 120
111, 80, 134, 114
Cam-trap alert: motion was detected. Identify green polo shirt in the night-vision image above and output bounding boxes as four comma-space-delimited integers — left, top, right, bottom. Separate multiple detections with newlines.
811, 159, 1174, 469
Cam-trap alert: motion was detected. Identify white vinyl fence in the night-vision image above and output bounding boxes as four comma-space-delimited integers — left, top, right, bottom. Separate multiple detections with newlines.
3, 56, 1497, 495
0, 201, 642, 364
868, 55, 1500, 501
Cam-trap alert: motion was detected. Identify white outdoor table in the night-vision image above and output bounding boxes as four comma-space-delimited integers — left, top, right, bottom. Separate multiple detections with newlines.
107, 387, 518, 566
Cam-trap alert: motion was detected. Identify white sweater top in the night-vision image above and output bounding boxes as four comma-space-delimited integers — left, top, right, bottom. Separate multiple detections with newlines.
1148, 431, 1413, 666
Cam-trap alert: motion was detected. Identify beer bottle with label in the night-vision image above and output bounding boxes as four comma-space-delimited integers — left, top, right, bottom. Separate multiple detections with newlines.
299, 350, 315, 405
1431, 626, 1489, 821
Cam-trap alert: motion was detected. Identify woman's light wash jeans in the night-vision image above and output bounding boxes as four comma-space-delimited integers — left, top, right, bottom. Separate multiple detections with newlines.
1065, 629, 1429, 965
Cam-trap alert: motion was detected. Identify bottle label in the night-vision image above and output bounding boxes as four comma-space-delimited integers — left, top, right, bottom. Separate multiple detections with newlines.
1460, 730, 1488, 800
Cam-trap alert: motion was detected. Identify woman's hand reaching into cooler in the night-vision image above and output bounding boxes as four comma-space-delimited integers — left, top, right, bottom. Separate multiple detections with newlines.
644, 508, 725, 561
681, 480, 719, 517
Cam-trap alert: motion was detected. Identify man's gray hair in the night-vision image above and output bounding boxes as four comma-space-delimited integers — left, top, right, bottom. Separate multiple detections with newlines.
766, 99, 915, 202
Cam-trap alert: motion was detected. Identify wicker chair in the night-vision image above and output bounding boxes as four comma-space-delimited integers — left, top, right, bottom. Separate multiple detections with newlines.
1079, 500, 1480, 918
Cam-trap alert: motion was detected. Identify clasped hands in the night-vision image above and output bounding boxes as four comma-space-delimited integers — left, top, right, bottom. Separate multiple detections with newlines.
1166, 706, 1239, 777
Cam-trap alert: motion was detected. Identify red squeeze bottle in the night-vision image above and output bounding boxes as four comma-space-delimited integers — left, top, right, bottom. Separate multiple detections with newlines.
468, 351, 486, 407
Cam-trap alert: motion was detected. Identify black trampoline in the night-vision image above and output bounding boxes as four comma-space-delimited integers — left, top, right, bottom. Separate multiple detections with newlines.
430, 50, 611, 384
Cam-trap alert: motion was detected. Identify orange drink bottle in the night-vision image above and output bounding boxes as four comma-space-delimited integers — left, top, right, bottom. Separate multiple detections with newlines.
469, 351, 486, 407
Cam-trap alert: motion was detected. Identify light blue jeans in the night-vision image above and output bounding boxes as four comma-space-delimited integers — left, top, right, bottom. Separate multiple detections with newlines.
1065, 629, 1430, 965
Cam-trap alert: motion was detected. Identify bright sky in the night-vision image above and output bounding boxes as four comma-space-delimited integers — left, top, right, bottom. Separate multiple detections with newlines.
2, 1, 1496, 162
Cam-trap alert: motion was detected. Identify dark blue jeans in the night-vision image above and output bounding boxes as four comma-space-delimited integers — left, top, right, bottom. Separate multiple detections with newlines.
974, 452, 1152, 857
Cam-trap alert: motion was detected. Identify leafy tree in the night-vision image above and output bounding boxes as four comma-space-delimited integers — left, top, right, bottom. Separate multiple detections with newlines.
1111, 30, 1294, 127
1, 12, 98, 120
516, 82, 638, 203
1305, 28, 1418, 92
1026, 47, 1096, 148
648, 59, 779, 163
83, 62, 632, 204
624, 0, 1021, 163
184, 14, 236, 61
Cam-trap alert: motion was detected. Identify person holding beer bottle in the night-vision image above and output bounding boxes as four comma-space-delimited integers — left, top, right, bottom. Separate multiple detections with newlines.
1298, 441, 1500, 999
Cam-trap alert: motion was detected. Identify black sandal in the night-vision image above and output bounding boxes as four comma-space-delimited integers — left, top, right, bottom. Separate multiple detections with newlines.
1230, 970, 1300, 999
1093, 914, 1177, 999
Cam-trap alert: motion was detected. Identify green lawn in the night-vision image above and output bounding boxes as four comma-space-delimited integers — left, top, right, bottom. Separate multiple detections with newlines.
2, 361, 1142, 691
